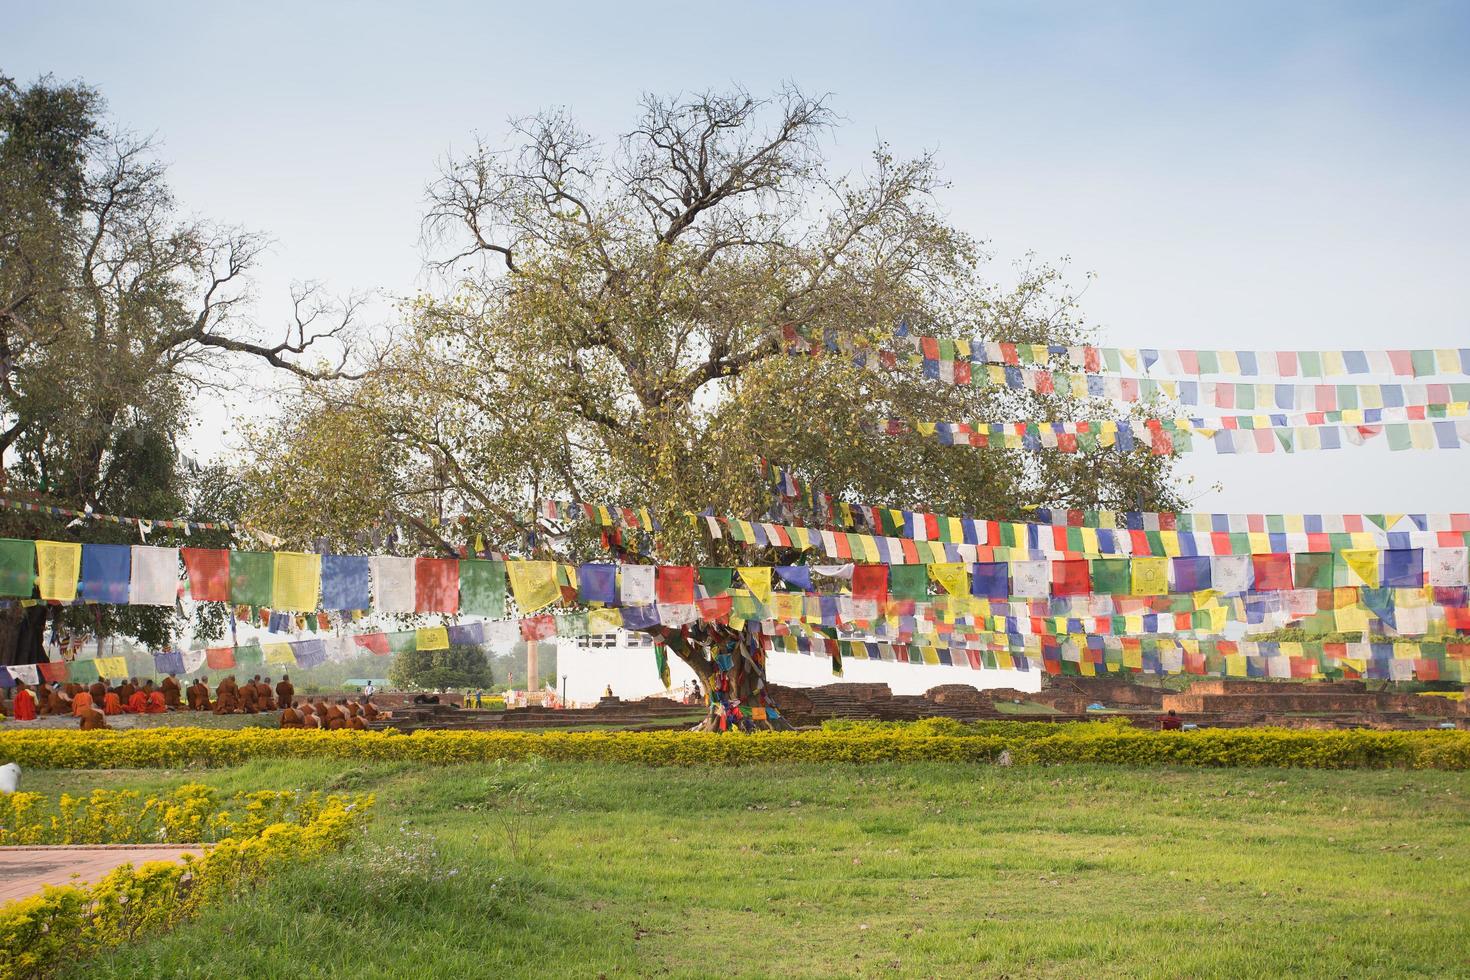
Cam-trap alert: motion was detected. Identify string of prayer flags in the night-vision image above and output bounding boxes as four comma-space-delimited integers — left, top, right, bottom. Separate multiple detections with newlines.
897, 336, 1470, 379
537, 498, 660, 532
0, 496, 240, 533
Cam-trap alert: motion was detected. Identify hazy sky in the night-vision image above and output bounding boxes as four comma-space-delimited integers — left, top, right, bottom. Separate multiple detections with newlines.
9, 0, 1470, 514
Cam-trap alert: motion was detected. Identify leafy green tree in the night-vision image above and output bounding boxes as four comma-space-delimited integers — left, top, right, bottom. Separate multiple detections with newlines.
242, 86, 1179, 723
389, 645, 494, 691
0, 73, 363, 665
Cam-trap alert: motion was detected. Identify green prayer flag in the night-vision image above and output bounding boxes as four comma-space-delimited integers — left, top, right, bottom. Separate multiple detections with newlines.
888, 564, 929, 601
1410, 349, 1436, 377
1294, 553, 1335, 589
1386, 424, 1413, 451
234, 643, 264, 669
698, 567, 733, 596
0, 539, 35, 597
654, 643, 671, 688
229, 552, 274, 607
459, 560, 507, 617
389, 630, 417, 654
1090, 558, 1131, 595
68, 659, 99, 683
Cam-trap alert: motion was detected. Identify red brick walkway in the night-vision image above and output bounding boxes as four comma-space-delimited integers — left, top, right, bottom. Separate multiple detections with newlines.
0, 845, 205, 903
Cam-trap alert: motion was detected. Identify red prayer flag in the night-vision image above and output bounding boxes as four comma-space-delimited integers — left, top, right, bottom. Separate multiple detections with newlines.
205, 647, 236, 670
182, 548, 230, 602
852, 564, 889, 603
656, 565, 696, 605
39, 661, 68, 682
353, 633, 390, 655
1051, 559, 1091, 596
415, 558, 460, 613
1251, 554, 1294, 591
696, 595, 733, 622
520, 614, 556, 641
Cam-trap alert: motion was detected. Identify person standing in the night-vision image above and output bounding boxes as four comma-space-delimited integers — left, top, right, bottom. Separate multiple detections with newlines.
276, 674, 294, 710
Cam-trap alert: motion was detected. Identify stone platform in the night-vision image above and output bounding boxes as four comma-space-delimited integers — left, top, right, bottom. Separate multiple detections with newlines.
0, 845, 205, 903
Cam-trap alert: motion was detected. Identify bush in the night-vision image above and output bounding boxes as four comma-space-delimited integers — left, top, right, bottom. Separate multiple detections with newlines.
1, 724, 1467, 771
0, 791, 373, 979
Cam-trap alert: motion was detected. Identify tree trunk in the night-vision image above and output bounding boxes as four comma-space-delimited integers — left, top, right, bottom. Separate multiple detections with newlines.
657, 623, 793, 732
0, 605, 48, 667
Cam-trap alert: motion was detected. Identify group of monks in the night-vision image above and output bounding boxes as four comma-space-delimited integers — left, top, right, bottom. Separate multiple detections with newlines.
1, 672, 383, 732
280, 697, 379, 730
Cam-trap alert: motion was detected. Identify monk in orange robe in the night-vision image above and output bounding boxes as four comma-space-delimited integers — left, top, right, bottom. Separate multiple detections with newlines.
145, 684, 166, 713
347, 710, 367, 731
118, 678, 136, 705
213, 676, 240, 714
275, 675, 294, 710
89, 679, 107, 703
298, 701, 320, 729
240, 680, 259, 714
187, 680, 210, 711
280, 701, 304, 728
258, 677, 276, 712
78, 703, 108, 730
71, 690, 95, 717
102, 689, 123, 715
126, 687, 148, 713
11, 683, 37, 721
319, 699, 344, 730
362, 699, 379, 721
46, 684, 68, 715
160, 674, 181, 709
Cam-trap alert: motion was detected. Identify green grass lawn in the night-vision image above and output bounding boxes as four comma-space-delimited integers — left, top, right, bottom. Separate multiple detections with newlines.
23, 761, 1470, 979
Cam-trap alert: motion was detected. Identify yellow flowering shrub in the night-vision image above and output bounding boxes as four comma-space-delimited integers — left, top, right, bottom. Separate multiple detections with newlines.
0, 724, 1466, 771
0, 793, 372, 980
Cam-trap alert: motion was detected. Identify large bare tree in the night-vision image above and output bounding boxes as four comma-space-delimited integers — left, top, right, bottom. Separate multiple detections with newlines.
243, 86, 1179, 724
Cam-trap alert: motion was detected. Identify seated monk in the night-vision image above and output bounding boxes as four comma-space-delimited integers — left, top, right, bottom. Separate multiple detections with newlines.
258, 677, 276, 712
71, 690, 95, 717
347, 709, 367, 731
275, 674, 294, 710
118, 678, 136, 705
78, 703, 108, 730
240, 680, 259, 714
362, 699, 379, 721
89, 679, 107, 704
279, 701, 304, 729
12, 683, 37, 721
188, 680, 211, 711
102, 689, 123, 715
321, 700, 345, 731
127, 686, 148, 714
145, 686, 166, 714
299, 701, 320, 729
213, 676, 240, 714
161, 674, 181, 709
46, 684, 69, 715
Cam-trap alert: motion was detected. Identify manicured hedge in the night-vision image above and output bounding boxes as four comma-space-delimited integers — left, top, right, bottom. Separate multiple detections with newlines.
2, 724, 1467, 770
0, 791, 373, 980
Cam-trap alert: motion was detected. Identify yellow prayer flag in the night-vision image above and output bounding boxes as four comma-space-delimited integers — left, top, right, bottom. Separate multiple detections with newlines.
737, 566, 772, 604
588, 607, 623, 633
36, 541, 80, 602
771, 593, 803, 622
1334, 602, 1370, 632
1225, 653, 1247, 677
263, 642, 295, 666
94, 656, 128, 678
1341, 549, 1380, 588
507, 560, 560, 613
858, 536, 880, 563
272, 552, 321, 612
416, 626, 450, 650
1123, 645, 1143, 670
920, 646, 941, 665
1130, 557, 1169, 596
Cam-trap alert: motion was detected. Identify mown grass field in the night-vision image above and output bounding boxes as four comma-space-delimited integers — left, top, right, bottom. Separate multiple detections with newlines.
23, 760, 1470, 978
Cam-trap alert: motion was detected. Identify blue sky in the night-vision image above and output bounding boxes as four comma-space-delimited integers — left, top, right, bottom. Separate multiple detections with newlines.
9, 0, 1470, 511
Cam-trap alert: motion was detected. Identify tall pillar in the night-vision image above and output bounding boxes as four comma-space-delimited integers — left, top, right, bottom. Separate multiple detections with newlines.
526, 640, 540, 703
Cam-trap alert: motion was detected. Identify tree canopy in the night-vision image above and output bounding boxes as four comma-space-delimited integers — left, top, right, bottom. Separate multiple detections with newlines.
242, 86, 1179, 563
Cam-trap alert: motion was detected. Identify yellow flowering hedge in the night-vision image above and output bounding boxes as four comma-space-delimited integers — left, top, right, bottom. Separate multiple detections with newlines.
0, 792, 373, 980
0, 783, 356, 846
1, 725, 1467, 770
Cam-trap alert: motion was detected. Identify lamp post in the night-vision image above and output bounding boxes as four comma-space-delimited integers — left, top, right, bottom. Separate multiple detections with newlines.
561, 674, 568, 709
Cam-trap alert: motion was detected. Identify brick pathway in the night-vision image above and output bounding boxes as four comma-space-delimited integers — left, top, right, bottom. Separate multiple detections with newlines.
0, 845, 205, 903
